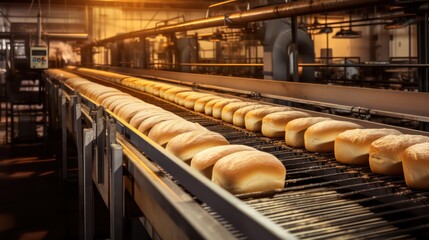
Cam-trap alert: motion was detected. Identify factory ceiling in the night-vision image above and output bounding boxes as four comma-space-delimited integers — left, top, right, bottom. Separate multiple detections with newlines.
0, 0, 218, 10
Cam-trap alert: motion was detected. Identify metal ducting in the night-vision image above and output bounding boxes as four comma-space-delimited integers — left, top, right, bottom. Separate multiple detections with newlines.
264, 19, 315, 82
87, 0, 388, 47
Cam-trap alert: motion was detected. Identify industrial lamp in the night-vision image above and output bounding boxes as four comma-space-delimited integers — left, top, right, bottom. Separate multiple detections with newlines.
316, 16, 333, 34
384, 17, 416, 29
332, 12, 361, 39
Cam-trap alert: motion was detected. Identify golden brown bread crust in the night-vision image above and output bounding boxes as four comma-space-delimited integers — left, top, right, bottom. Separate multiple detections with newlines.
211, 99, 242, 118
232, 104, 269, 127
304, 120, 362, 152
369, 134, 429, 175
137, 114, 180, 135
128, 109, 168, 128
334, 128, 402, 165
221, 102, 256, 123
261, 111, 312, 138
204, 98, 228, 116
175, 91, 197, 106
148, 119, 206, 146
285, 117, 331, 148
402, 142, 429, 189
191, 145, 257, 178
244, 107, 292, 132
194, 96, 223, 113
166, 130, 229, 161
183, 93, 214, 109
212, 150, 286, 194
163, 88, 192, 102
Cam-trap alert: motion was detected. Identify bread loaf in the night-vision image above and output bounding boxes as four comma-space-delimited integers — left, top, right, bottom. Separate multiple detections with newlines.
261, 111, 312, 138
232, 104, 269, 127
158, 85, 176, 99
191, 145, 257, 178
203, 98, 226, 116
117, 103, 157, 123
100, 95, 131, 109
128, 109, 168, 128
402, 142, 429, 189
211, 99, 242, 118
194, 96, 223, 113
111, 99, 144, 115
163, 87, 191, 102
245, 107, 292, 132
212, 150, 286, 194
221, 102, 256, 123
137, 114, 180, 135
183, 93, 213, 109
166, 130, 229, 161
369, 134, 429, 175
148, 119, 206, 146
95, 91, 127, 104
334, 128, 402, 165
304, 120, 362, 152
285, 117, 331, 147
175, 91, 197, 106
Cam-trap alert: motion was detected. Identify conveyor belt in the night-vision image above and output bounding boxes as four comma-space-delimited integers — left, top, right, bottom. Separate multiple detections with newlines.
68, 71, 429, 239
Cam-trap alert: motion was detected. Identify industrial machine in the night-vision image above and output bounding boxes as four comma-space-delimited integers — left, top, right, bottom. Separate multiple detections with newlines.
30, 46, 49, 69
44, 66, 429, 239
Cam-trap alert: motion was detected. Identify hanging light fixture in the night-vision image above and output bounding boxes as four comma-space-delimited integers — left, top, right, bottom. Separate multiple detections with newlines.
333, 11, 361, 39
316, 15, 333, 34
385, 16, 416, 29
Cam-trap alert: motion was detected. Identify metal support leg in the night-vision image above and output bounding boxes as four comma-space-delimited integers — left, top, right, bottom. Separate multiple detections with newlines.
110, 143, 123, 240
60, 94, 68, 182
83, 128, 95, 240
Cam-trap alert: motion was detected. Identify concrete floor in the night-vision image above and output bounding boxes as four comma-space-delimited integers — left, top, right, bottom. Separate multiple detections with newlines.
0, 112, 79, 240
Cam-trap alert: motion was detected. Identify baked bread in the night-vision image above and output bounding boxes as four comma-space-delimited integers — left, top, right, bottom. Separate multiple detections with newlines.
245, 107, 292, 132
116, 102, 152, 119
163, 88, 192, 102
334, 128, 402, 165
285, 117, 331, 148
261, 111, 312, 138
128, 109, 168, 128
204, 98, 228, 116
221, 102, 256, 123
212, 150, 286, 194
175, 91, 197, 106
211, 99, 242, 118
402, 142, 429, 189
111, 100, 145, 115
232, 104, 269, 127
304, 120, 362, 152
137, 114, 180, 135
166, 130, 229, 162
148, 119, 206, 146
190, 144, 257, 178
369, 134, 429, 175
194, 96, 223, 113
183, 93, 213, 109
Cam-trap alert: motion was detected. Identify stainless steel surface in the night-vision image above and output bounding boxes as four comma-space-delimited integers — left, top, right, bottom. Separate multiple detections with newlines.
90, 0, 384, 46
46, 69, 429, 239
83, 128, 95, 240
110, 143, 123, 240
106, 66, 429, 125
120, 134, 238, 240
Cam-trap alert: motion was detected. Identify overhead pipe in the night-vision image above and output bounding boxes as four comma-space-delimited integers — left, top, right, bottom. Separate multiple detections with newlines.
88, 0, 389, 47
37, 9, 42, 46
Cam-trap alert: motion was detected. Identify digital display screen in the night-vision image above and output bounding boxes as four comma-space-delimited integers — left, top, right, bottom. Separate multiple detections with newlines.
32, 50, 47, 56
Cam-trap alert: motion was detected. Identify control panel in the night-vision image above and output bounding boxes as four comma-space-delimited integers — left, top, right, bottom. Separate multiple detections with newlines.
30, 46, 48, 69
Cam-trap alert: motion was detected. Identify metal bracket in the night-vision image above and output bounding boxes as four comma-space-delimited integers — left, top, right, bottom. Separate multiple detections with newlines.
351, 106, 371, 120
250, 91, 262, 100
110, 143, 123, 240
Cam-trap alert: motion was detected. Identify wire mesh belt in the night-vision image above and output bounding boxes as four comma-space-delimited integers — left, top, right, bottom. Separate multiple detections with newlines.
136, 92, 429, 239
81, 76, 429, 239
